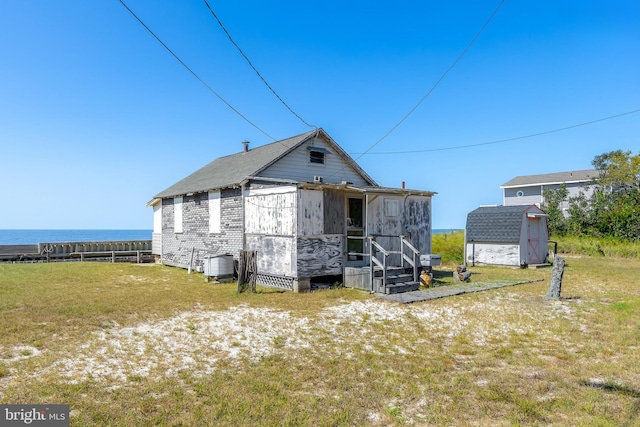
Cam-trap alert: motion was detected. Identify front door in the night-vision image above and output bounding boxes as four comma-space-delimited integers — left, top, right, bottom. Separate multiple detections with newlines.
346, 196, 365, 265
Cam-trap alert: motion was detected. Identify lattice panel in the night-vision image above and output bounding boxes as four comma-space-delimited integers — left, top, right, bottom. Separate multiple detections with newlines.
256, 274, 294, 291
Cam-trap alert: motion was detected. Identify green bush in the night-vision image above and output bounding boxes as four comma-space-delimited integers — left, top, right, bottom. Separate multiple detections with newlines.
432, 231, 465, 265
552, 234, 640, 259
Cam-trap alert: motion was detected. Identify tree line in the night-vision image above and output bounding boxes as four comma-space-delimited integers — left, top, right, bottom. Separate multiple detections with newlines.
542, 150, 640, 240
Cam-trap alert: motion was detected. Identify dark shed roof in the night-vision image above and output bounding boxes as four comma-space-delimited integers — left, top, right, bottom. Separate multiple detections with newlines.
466, 205, 532, 243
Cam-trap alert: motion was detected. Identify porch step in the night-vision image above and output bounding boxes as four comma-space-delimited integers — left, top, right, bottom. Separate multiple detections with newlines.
384, 281, 420, 294
386, 273, 414, 285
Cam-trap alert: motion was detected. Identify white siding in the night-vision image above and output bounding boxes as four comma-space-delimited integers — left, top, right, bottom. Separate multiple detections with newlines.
298, 189, 323, 236
208, 191, 221, 233
245, 187, 296, 235
153, 204, 162, 233
466, 243, 520, 266
258, 137, 370, 186
174, 196, 183, 233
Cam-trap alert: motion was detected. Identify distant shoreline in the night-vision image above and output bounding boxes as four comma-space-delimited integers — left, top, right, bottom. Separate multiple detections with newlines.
1, 228, 461, 245
0, 229, 152, 245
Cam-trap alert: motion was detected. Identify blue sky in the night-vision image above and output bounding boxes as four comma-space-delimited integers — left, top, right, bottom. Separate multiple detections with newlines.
1, 0, 638, 230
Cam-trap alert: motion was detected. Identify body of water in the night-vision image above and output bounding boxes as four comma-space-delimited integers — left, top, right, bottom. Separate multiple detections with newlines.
0, 229, 460, 245
0, 230, 153, 245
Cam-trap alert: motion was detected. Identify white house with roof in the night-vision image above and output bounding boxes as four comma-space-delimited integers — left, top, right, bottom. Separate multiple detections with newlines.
147, 129, 436, 293
500, 169, 597, 211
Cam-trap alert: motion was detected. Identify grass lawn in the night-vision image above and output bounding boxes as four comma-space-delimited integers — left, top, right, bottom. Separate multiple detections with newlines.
1, 258, 639, 426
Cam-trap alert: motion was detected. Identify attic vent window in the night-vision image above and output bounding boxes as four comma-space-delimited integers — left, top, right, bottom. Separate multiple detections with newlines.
516, 190, 524, 197
309, 150, 325, 164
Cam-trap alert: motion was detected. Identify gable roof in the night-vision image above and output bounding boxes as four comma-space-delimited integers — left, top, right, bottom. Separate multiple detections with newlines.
466, 205, 541, 243
153, 129, 377, 199
500, 169, 598, 189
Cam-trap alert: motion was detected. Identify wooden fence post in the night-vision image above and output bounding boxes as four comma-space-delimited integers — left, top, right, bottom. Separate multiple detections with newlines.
545, 256, 565, 300
237, 250, 257, 293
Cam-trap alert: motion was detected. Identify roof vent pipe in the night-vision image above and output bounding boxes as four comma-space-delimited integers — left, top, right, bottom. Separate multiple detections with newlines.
242, 141, 250, 152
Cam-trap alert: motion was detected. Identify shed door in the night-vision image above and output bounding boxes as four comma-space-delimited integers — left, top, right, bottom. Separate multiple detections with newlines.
527, 218, 541, 264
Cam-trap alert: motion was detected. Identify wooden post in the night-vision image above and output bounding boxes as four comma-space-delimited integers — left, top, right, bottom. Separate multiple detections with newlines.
237, 250, 257, 293
545, 256, 565, 300
188, 247, 195, 274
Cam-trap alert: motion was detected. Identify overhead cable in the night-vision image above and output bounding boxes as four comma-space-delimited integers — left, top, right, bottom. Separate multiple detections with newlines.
355, 0, 506, 160
202, 0, 317, 129
354, 109, 640, 154
118, 0, 276, 141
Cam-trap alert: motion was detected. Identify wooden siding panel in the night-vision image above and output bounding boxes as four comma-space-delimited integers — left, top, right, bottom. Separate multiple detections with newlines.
323, 189, 345, 234
366, 195, 432, 255
246, 235, 294, 276
296, 235, 343, 277
403, 196, 432, 255
245, 191, 296, 235
259, 137, 370, 185
298, 190, 323, 236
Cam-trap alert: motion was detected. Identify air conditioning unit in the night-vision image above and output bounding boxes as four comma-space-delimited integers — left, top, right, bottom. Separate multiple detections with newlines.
314, 176, 324, 183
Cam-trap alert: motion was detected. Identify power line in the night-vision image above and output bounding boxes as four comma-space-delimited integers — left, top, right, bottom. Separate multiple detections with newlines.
202, 0, 316, 129
353, 109, 640, 155
118, 0, 276, 141
355, 0, 506, 161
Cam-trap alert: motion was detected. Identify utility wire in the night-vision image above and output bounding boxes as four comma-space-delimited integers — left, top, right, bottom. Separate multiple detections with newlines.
118, 0, 277, 141
355, 0, 506, 161
353, 109, 640, 154
202, 0, 316, 129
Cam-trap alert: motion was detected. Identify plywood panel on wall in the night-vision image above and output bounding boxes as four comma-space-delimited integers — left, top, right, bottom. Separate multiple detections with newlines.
246, 235, 294, 276
323, 189, 345, 234
298, 189, 323, 236
296, 235, 343, 277
245, 190, 296, 235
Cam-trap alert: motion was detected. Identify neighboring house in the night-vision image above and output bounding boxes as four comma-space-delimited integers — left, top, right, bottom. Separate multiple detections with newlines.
465, 205, 549, 267
500, 169, 597, 211
148, 129, 436, 292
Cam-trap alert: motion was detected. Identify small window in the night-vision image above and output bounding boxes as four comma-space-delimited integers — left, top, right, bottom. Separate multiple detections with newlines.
309, 150, 325, 164
516, 190, 524, 197
174, 196, 183, 233
209, 191, 221, 233
384, 199, 399, 217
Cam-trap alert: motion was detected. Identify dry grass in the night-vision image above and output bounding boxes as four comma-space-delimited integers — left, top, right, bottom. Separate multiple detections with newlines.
1, 258, 639, 426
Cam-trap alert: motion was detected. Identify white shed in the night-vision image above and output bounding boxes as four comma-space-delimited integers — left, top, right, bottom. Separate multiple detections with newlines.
465, 205, 549, 267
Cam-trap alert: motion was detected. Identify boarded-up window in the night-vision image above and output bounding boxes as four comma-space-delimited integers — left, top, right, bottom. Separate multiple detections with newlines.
174, 196, 183, 233
309, 150, 325, 164
384, 198, 399, 217
153, 204, 162, 233
209, 191, 221, 233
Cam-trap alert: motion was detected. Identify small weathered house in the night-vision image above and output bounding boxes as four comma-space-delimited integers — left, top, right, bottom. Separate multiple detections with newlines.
148, 129, 436, 292
465, 205, 549, 267
500, 169, 597, 210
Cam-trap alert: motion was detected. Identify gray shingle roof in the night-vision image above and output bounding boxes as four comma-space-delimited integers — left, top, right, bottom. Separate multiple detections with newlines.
500, 169, 597, 188
153, 129, 376, 199
466, 205, 531, 243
